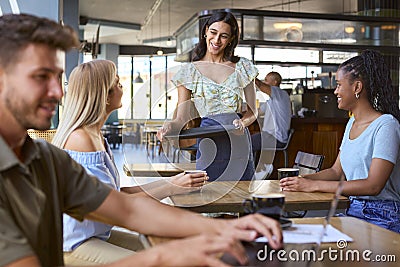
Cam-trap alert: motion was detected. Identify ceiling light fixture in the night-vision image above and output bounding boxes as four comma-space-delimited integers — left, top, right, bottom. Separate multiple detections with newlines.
283, 26, 303, 42
381, 25, 396, 30
273, 22, 302, 30
344, 26, 355, 34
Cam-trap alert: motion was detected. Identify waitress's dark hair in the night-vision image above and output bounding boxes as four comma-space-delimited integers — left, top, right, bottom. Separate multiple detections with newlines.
192, 11, 240, 63
338, 49, 400, 122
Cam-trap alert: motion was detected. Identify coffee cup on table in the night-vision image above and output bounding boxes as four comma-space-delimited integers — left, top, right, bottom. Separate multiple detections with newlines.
184, 170, 207, 189
278, 168, 299, 191
242, 193, 285, 221
277, 168, 299, 180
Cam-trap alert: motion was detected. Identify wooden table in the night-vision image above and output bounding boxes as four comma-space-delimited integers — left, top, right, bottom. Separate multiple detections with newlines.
143, 217, 400, 267
169, 180, 349, 213
292, 217, 400, 267
123, 163, 196, 177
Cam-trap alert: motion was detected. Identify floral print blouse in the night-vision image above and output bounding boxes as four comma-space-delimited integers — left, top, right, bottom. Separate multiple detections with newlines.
171, 57, 258, 117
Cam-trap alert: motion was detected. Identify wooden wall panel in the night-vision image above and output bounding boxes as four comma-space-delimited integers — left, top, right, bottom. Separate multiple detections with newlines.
313, 131, 338, 168
253, 117, 347, 178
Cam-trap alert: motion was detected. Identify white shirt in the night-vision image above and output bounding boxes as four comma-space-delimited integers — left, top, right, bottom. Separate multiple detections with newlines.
260, 86, 291, 143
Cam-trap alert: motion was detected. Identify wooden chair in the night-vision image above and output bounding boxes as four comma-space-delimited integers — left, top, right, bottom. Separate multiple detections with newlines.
283, 150, 325, 218
122, 123, 139, 148
173, 143, 197, 163
171, 101, 200, 163
27, 129, 57, 142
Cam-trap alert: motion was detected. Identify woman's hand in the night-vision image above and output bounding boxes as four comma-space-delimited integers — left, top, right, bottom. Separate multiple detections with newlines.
232, 119, 245, 134
168, 172, 209, 195
157, 121, 174, 141
280, 175, 316, 192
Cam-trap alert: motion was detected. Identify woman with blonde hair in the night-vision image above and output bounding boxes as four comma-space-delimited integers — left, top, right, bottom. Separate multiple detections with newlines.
53, 59, 207, 264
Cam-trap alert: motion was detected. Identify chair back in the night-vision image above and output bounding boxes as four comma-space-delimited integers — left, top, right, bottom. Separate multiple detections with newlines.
276, 128, 295, 151
27, 129, 57, 143
293, 151, 324, 175
171, 100, 200, 149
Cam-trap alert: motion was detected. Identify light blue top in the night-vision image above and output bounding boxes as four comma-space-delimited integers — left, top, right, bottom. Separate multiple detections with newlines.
63, 139, 120, 251
171, 57, 258, 117
340, 114, 400, 202
260, 86, 291, 143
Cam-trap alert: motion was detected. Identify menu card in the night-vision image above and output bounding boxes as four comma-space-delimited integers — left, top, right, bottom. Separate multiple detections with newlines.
256, 224, 353, 244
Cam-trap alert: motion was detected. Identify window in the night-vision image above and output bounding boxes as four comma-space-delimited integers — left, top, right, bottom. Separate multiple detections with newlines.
117, 55, 180, 120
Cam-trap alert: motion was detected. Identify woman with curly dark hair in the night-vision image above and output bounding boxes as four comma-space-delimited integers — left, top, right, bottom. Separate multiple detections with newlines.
280, 50, 400, 232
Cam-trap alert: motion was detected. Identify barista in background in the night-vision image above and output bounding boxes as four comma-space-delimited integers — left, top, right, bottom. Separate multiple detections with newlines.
251, 72, 292, 178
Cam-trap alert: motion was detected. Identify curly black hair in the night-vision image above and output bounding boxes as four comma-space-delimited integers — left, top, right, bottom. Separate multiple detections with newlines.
338, 49, 400, 122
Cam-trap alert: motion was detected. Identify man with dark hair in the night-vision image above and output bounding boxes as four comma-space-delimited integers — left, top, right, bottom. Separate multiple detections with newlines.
0, 13, 282, 267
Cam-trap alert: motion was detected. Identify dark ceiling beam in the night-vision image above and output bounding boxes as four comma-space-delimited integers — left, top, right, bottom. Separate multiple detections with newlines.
79, 16, 141, 30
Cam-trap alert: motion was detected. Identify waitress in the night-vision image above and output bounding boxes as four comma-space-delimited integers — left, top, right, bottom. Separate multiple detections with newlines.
158, 11, 258, 181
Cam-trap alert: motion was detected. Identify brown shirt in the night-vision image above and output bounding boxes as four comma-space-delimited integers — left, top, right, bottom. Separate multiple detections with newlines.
0, 136, 112, 267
